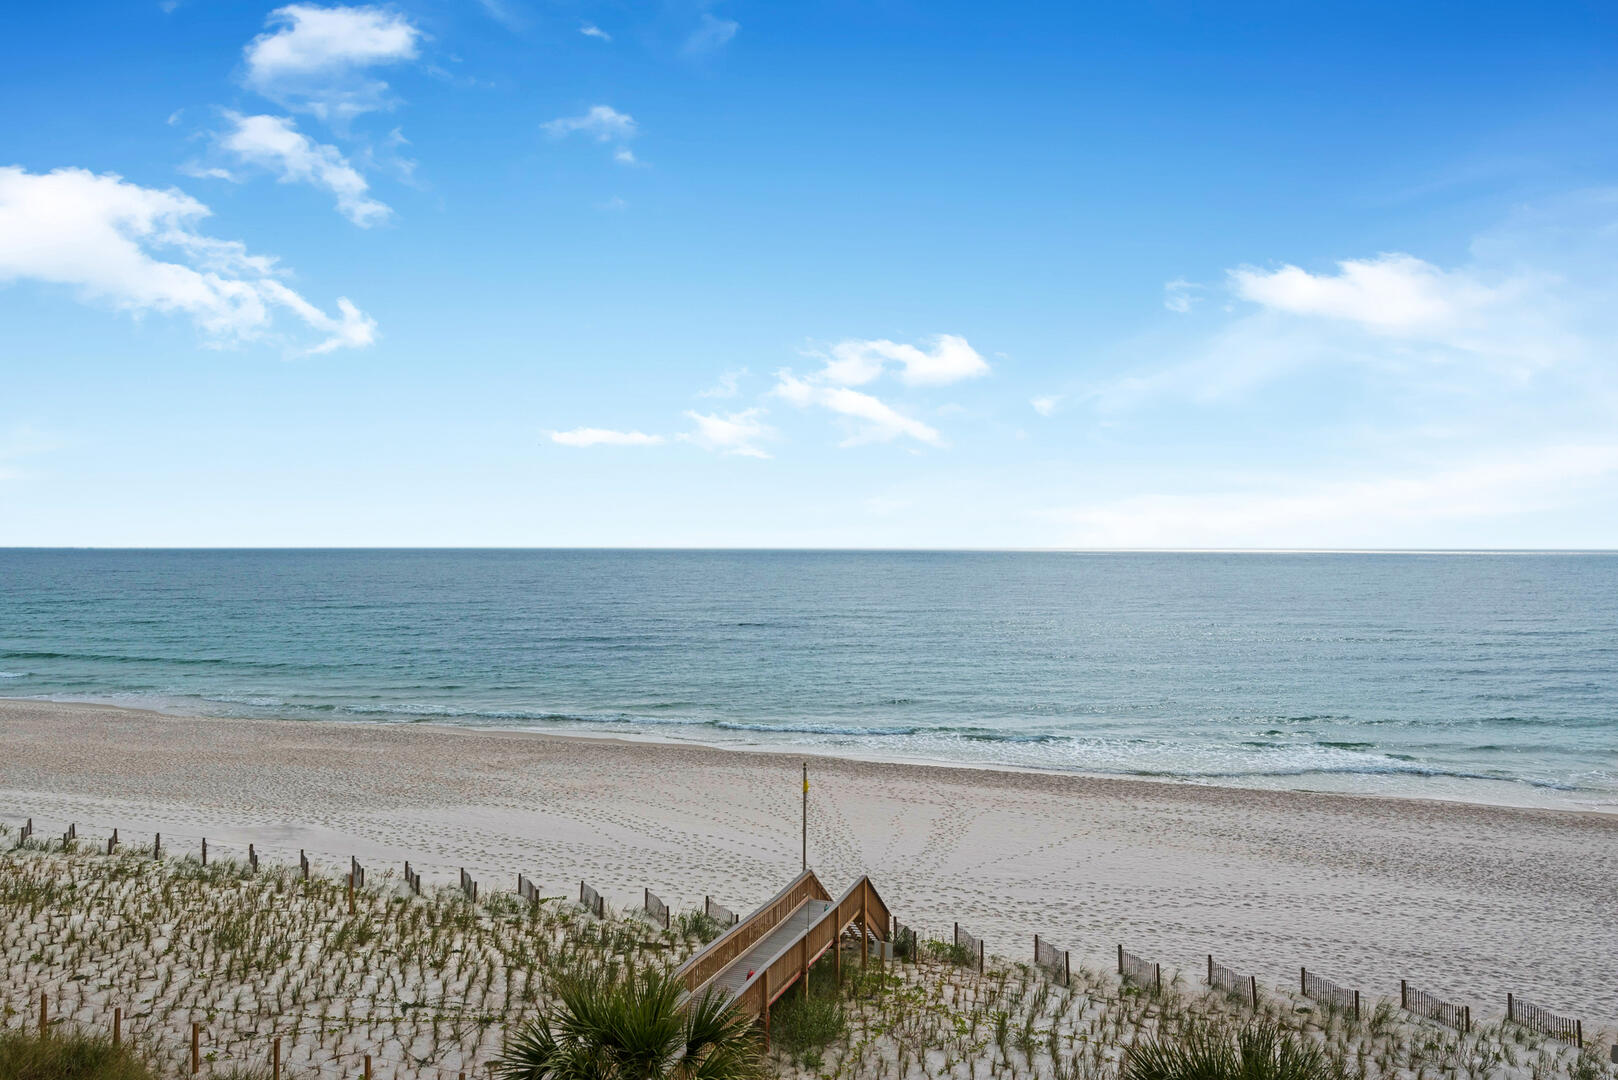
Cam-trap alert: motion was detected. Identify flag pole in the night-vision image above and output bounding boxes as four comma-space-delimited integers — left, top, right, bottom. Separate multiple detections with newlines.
802, 762, 808, 870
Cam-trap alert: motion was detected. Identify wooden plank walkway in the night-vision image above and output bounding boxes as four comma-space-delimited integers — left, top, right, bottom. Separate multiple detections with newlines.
710, 899, 832, 999
674, 870, 892, 1031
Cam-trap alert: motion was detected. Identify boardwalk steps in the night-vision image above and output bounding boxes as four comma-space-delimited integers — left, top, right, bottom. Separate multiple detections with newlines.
673, 869, 892, 1034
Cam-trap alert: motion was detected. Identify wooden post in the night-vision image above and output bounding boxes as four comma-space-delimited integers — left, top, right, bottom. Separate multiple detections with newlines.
979, 940, 985, 974
1400, 979, 1408, 1010
191, 1022, 201, 1074
201, 837, 207, 865
762, 969, 771, 1048
272, 1036, 281, 1080
1208, 955, 1214, 985
348, 871, 356, 915
834, 924, 842, 983
39, 990, 47, 1036
249, 843, 257, 873
1117, 943, 1123, 975
1463, 1006, 1471, 1034
1301, 967, 1307, 995
860, 890, 868, 968
1250, 975, 1258, 1010
1506, 993, 1515, 1022
1064, 950, 1070, 987
364, 1053, 372, 1080
1353, 990, 1361, 1021
114, 1006, 122, 1048
801, 762, 808, 870
1154, 963, 1161, 995
1573, 1019, 1581, 1049
153, 832, 160, 859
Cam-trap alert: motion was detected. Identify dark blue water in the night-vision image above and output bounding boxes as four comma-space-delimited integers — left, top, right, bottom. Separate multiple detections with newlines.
2, 550, 1614, 809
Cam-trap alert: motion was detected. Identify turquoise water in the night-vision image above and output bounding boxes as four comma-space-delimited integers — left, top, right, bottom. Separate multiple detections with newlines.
2, 549, 1614, 810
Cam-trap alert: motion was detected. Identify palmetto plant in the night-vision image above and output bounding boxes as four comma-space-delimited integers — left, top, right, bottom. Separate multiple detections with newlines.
1123, 1022, 1346, 1080
493, 968, 763, 1080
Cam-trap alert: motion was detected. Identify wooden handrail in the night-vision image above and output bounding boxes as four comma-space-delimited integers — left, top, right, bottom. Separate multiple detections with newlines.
674, 869, 831, 991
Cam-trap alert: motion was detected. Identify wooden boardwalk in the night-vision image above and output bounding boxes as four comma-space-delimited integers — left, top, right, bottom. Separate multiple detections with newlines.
673, 870, 892, 1036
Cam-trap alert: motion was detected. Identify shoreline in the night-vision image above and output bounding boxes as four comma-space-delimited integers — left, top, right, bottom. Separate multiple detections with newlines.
4, 697, 1616, 1028
10, 693, 1612, 818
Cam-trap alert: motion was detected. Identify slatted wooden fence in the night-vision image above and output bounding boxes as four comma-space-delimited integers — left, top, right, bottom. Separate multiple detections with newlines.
954, 923, 985, 972
516, 873, 540, 907
1035, 935, 1071, 985
1301, 967, 1361, 1019
704, 895, 739, 927
1402, 980, 1470, 1032
644, 888, 670, 929
1119, 945, 1162, 994
459, 868, 478, 901
1508, 994, 1582, 1047
1207, 956, 1259, 1009
580, 880, 605, 918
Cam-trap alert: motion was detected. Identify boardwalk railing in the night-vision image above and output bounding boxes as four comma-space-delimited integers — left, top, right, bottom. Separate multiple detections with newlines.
727, 875, 891, 1039
1035, 935, 1071, 985
1508, 995, 1582, 1047
1119, 945, 1162, 994
644, 888, 670, 930
1403, 980, 1470, 1032
675, 870, 832, 994
1302, 968, 1361, 1020
1208, 956, 1258, 1009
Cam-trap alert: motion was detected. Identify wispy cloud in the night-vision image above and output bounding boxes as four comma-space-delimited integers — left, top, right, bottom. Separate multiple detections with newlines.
809, 333, 990, 387
580, 23, 611, 42
684, 12, 738, 55
680, 409, 771, 457
1030, 394, 1061, 417
549, 427, 664, 447
243, 4, 422, 123
543, 105, 637, 142
1043, 443, 1618, 548
0, 166, 375, 354
697, 368, 748, 398
1163, 278, 1202, 313
219, 113, 390, 226
774, 373, 943, 447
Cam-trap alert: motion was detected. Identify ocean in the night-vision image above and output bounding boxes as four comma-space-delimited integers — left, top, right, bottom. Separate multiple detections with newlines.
1, 549, 1614, 810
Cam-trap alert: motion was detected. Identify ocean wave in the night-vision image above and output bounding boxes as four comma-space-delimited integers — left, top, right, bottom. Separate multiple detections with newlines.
0, 671, 26, 679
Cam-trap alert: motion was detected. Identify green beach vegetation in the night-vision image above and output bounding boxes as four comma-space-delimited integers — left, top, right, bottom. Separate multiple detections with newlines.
2, 831, 1612, 1080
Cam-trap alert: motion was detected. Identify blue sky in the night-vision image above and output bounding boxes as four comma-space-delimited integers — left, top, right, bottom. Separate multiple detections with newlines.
3, 0, 1616, 547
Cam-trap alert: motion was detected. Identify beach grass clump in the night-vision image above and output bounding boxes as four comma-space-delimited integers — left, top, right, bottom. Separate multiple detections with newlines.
1121, 1022, 1345, 1080
492, 968, 763, 1080
0, 1026, 160, 1080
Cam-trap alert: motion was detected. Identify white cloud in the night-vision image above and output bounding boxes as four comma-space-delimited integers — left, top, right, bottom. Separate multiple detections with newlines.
580, 23, 611, 41
774, 373, 943, 447
220, 113, 390, 226
543, 105, 637, 142
1163, 278, 1202, 313
812, 334, 989, 387
1045, 443, 1618, 548
697, 368, 747, 398
614, 147, 638, 166
684, 12, 738, 55
680, 409, 771, 458
0, 166, 375, 354
549, 427, 664, 447
1030, 394, 1061, 416
244, 4, 422, 123
1228, 253, 1501, 334
179, 164, 238, 182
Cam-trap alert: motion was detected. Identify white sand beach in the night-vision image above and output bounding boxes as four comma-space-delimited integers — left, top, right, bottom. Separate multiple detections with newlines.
2, 697, 1613, 1028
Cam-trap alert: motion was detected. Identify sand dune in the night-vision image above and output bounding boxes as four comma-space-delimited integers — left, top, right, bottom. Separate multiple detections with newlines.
2, 698, 1613, 1028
